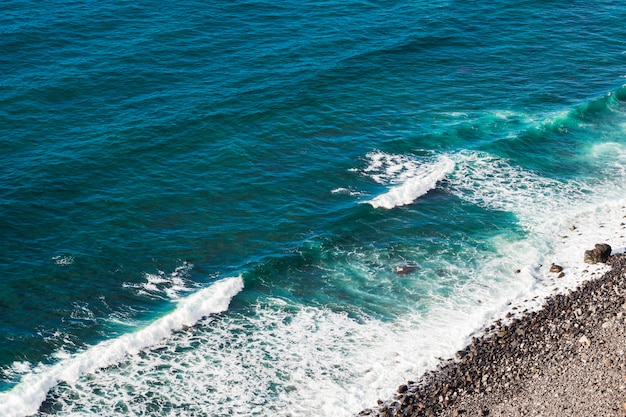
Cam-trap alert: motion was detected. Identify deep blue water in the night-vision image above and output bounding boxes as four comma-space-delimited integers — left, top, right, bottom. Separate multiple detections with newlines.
2, 1, 626, 415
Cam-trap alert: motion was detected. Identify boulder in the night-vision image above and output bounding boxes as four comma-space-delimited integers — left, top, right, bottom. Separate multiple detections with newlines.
584, 243, 612, 264
396, 265, 418, 275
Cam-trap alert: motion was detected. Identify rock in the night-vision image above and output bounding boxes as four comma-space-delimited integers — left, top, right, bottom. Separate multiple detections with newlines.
396, 265, 417, 275
550, 264, 563, 273
397, 384, 408, 393
579, 335, 591, 346
584, 243, 612, 264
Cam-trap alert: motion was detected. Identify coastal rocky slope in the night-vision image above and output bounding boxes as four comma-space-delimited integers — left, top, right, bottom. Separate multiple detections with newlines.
361, 252, 626, 417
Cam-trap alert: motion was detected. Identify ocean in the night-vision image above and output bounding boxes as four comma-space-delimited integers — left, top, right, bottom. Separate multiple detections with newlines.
1, 1, 626, 416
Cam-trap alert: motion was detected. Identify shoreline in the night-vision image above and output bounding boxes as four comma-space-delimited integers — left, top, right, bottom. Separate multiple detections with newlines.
360, 251, 626, 417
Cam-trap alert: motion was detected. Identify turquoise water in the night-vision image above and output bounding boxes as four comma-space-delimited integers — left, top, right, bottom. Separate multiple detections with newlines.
2, 1, 626, 415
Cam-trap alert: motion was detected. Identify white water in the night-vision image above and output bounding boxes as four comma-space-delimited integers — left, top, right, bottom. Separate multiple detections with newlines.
6, 143, 626, 416
363, 153, 455, 209
0, 277, 244, 417
20, 207, 620, 417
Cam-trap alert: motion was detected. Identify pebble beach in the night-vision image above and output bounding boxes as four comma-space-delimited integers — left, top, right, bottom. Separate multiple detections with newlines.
362, 249, 626, 417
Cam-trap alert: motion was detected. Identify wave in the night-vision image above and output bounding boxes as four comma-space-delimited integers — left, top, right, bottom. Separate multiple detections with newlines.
445, 151, 590, 225
0, 277, 244, 417
358, 148, 588, 220
522, 84, 626, 136
28, 205, 626, 417
574, 84, 626, 120
14, 139, 626, 415
364, 154, 455, 209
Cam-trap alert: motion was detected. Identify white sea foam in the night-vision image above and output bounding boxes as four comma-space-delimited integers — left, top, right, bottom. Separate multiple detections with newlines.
445, 148, 626, 310
6, 223, 549, 417
361, 151, 426, 185
8, 203, 626, 417
9, 145, 626, 417
15, 278, 528, 417
122, 262, 197, 300
446, 151, 593, 228
0, 277, 244, 417
363, 153, 455, 209
447, 148, 626, 223
589, 141, 626, 167
52, 255, 74, 266
17, 231, 559, 417
331, 187, 365, 196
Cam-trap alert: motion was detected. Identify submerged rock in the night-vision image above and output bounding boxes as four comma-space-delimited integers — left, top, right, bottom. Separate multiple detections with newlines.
396, 265, 418, 275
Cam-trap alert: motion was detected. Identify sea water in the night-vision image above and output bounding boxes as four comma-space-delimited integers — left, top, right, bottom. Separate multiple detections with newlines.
2, 1, 626, 416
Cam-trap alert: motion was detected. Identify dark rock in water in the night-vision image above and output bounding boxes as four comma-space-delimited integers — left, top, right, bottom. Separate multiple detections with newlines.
550, 264, 563, 273
584, 243, 612, 264
396, 265, 418, 275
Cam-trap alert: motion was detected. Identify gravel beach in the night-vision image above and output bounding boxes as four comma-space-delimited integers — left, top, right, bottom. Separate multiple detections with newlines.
360, 251, 626, 417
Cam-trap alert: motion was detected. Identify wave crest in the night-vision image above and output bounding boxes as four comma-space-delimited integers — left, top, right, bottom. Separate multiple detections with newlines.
365, 155, 455, 209
0, 277, 244, 417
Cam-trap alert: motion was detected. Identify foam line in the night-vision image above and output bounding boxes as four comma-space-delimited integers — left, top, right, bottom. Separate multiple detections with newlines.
366, 157, 455, 209
0, 276, 244, 417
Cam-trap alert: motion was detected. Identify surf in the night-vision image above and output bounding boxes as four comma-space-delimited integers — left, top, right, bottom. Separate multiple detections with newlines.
0, 277, 244, 417
364, 154, 455, 209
